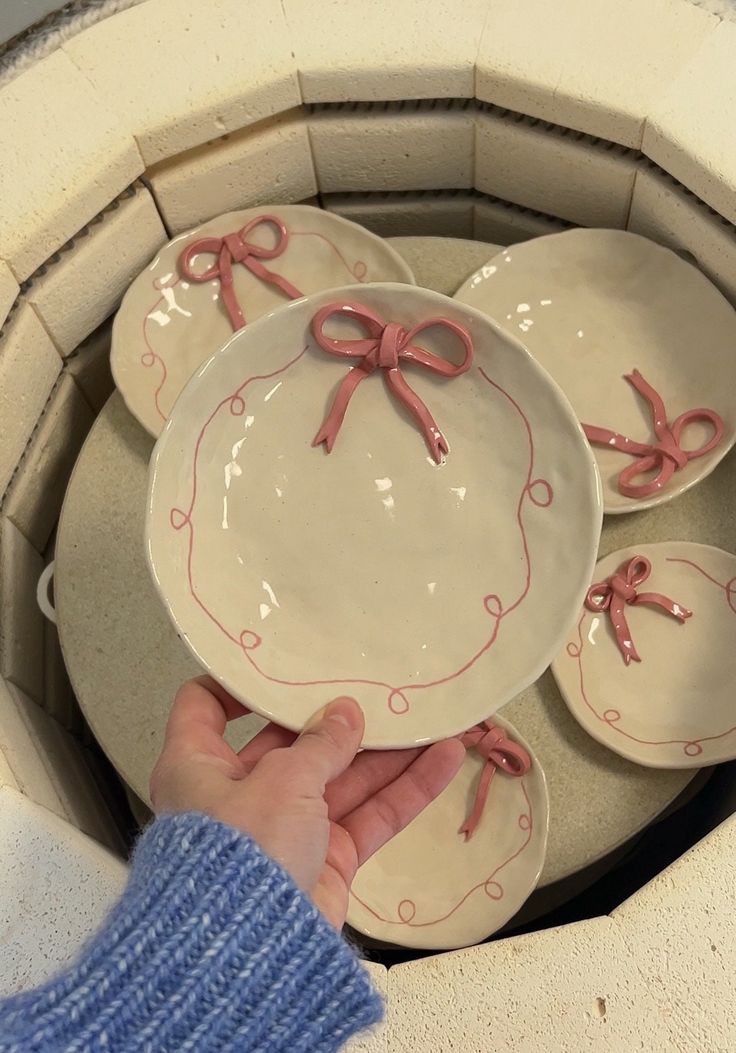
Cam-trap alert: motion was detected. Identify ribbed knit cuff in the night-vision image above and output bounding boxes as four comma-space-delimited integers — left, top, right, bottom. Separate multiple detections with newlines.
0, 813, 383, 1053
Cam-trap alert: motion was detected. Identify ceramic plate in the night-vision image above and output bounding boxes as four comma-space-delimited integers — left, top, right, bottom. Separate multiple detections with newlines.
552, 541, 736, 768
112, 204, 415, 437
347, 715, 548, 949
454, 229, 736, 514
146, 283, 602, 748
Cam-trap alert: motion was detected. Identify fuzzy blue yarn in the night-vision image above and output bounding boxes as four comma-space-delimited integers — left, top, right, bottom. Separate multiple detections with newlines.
0, 813, 383, 1052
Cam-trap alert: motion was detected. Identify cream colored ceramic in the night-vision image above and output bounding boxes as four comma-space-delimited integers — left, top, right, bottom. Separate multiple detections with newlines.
146, 282, 602, 748
112, 204, 415, 437
454, 229, 736, 514
553, 542, 736, 769
347, 715, 548, 950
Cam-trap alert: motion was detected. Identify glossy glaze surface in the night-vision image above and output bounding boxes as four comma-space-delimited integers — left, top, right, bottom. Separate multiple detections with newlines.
553, 542, 736, 768
347, 715, 548, 950
585, 554, 692, 666
310, 300, 474, 462
112, 205, 415, 437
582, 369, 724, 501
146, 283, 602, 748
454, 229, 736, 513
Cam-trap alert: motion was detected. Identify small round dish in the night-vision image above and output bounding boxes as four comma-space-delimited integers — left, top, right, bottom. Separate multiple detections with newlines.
453, 229, 736, 514
552, 541, 736, 769
347, 716, 549, 950
112, 204, 416, 437
146, 282, 602, 748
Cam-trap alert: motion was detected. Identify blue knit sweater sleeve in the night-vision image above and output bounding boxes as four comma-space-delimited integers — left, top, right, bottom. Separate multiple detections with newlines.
0, 813, 383, 1053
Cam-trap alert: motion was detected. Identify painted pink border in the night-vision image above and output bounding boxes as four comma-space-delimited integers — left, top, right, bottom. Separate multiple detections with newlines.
141, 227, 369, 422
350, 778, 534, 930
167, 361, 553, 717
566, 554, 736, 759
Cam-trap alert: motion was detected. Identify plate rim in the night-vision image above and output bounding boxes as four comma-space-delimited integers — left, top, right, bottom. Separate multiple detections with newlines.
552, 539, 736, 769
345, 713, 550, 950
453, 227, 736, 516
111, 203, 417, 438
145, 281, 604, 749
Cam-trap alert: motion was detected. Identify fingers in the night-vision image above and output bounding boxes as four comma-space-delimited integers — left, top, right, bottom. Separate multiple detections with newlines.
238, 722, 298, 771
340, 737, 465, 866
196, 676, 251, 719
155, 678, 250, 788
164, 677, 248, 744
325, 746, 424, 821
288, 697, 365, 791
311, 825, 358, 930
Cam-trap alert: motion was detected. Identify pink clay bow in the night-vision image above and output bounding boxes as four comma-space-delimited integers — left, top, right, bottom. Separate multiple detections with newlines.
585, 555, 692, 666
458, 722, 530, 841
311, 302, 474, 463
179, 214, 303, 332
582, 369, 724, 499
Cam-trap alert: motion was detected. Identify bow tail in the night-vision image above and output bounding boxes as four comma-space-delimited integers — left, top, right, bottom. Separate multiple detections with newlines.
246, 257, 303, 301
385, 369, 448, 463
634, 592, 693, 624
625, 370, 669, 438
217, 244, 246, 331
608, 596, 641, 665
582, 423, 653, 458
313, 367, 369, 452
460, 761, 497, 841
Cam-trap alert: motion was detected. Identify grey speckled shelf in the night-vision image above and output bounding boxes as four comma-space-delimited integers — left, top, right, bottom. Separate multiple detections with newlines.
0, 1, 67, 47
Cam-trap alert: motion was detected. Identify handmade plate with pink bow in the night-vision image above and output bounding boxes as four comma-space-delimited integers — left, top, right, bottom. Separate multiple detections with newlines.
347, 715, 548, 949
552, 542, 736, 768
454, 229, 736, 513
146, 283, 602, 748
112, 204, 415, 437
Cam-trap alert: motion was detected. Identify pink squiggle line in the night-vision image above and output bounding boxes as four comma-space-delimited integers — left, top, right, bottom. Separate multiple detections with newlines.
289, 230, 367, 282
172, 360, 552, 715
140, 228, 367, 419
142, 320, 168, 423
171, 350, 308, 647
665, 556, 736, 614
140, 275, 184, 423
567, 555, 736, 757
350, 781, 534, 929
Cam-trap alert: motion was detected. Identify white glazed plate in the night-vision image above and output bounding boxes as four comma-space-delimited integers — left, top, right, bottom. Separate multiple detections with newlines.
146, 283, 602, 748
347, 715, 549, 950
112, 204, 415, 437
552, 542, 736, 768
454, 229, 736, 514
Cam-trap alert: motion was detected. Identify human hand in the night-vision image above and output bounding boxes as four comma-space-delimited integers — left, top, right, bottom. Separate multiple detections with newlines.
150, 677, 465, 929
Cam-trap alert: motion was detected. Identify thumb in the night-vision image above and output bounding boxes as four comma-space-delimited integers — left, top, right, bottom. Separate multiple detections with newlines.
290, 696, 364, 790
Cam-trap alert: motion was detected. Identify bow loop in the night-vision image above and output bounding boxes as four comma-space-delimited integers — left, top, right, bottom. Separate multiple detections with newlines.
311, 302, 474, 463
585, 554, 692, 665
458, 721, 530, 841
583, 369, 724, 500
178, 214, 302, 332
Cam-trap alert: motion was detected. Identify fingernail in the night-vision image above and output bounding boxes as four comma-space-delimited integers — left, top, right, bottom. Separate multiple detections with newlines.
325, 696, 362, 730
302, 704, 329, 732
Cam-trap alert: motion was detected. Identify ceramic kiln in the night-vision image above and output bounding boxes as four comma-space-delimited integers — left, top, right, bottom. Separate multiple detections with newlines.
1, 0, 735, 1048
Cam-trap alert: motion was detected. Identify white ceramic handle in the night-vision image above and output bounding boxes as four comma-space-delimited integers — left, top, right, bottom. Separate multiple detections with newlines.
37, 560, 56, 624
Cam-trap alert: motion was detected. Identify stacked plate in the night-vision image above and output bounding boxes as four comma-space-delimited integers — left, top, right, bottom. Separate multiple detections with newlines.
111, 206, 736, 950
